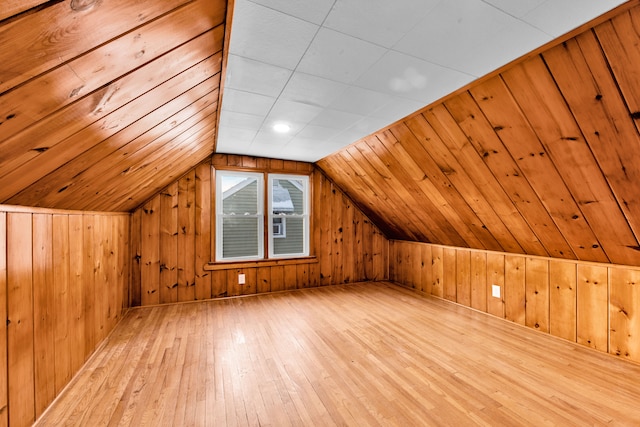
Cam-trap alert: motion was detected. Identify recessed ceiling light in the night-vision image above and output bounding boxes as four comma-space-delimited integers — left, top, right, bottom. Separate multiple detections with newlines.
273, 123, 291, 133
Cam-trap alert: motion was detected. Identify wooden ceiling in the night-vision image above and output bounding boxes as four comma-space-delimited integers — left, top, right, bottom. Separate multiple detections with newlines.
0, 0, 227, 212
318, 1, 640, 267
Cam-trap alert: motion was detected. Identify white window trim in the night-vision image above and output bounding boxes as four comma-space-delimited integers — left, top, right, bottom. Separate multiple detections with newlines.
215, 170, 264, 261
273, 217, 286, 238
268, 174, 309, 259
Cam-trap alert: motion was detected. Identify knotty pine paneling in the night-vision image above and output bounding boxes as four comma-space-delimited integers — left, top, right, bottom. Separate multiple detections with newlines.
549, 261, 577, 342
130, 155, 389, 306
0, 0, 228, 212
610, 268, 640, 360
6, 213, 34, 427
504, 256, 526, 325
486, 253, 505, 318
0, 213, 6, 427
318, 2, 640, 268
390, 240, 640, 364
525, 258, 550, 333
577, 264, 609, 352
0, 205, 130, 427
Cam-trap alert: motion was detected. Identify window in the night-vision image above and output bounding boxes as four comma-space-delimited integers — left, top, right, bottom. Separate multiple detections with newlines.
216, 171, 264, 260
268, 174, 309, 258
272, 217, 286, 238
215, 171, 309, 261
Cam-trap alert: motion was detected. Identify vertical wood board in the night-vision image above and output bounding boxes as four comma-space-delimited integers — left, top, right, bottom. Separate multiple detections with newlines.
525, 257, 549, 332
610, 267, 640, 362
549, 261, 577, 342
505, 256, 526, 325
7, 213, 35, 426
577, 264, 609, 351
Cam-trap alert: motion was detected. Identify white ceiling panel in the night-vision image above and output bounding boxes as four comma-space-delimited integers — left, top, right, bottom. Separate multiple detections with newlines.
394, 0, 543, 75
327, 129, 370, 147
252, 128, 296, 146
323, 0, 440, 48
329, 86, 390, 116
482, 0, 546, 18
444, 18, 550, 77
216, 0, 627, 162
522, 0, 627, 37
222, 89, 276, 116
347, 116, 396, 136
279, 140, 338, 162
267, 99, 324, 124
247, 0, 335, 25
309, 109, 366, 130
229, 1, 319, 70
224, 54, 292, 97
216, 126, 258, 148
296, 28, 387, 83
370, 96, 428, 122
279, 72, 349, 109
355, 50, 474, 103
219, 110, 265, 130
296, 125, 343, 140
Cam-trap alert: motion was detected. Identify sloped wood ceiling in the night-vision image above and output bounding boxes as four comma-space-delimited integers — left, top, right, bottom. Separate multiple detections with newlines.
0, 0, 226, 212
318, 1, 640, 267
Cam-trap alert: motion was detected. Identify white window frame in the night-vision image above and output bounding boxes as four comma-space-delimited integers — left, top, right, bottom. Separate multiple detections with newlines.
268, 174, 309, 259
215, 170, 264, 261
272, 217, 286, 238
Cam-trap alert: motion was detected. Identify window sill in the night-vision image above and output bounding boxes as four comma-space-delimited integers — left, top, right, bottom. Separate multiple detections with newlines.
204, 256, 318, 271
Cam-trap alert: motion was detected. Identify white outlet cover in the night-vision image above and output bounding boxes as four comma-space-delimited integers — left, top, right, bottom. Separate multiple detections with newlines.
492, 284, 501, 298
239, 273, 246, 285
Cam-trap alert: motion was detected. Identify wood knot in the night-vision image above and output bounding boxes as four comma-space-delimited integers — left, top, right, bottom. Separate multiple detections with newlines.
71, 0, 99, 11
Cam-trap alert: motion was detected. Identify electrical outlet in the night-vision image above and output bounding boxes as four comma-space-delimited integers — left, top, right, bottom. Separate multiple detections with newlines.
492, 284, 501, 298
238, 273, 245, 285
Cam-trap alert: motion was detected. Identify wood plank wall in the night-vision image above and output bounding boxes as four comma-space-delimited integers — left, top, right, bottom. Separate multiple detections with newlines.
130, 155, 389, 306
390, 240, 640, 364
317, 1, 640, 268
0, 205, 130, 427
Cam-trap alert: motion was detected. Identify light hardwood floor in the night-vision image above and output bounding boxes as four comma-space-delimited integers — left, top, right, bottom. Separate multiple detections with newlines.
36, 282, 640, 426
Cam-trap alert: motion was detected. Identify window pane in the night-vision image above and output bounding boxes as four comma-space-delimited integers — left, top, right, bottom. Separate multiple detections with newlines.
273, 217, 285, 238
273, 217, 304, 255
271, 178, 305, 215
222, 217, 260, 258
268, 174, 309, 258
216, 170, 263, 261
222, 176, 259, 214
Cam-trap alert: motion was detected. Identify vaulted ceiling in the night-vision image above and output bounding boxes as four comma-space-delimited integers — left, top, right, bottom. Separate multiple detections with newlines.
2, 0, 640, 267
218, 0, 627, 162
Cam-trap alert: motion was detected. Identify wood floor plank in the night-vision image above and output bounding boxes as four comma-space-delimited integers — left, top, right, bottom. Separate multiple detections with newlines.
35, 282, 640, 426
